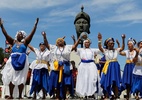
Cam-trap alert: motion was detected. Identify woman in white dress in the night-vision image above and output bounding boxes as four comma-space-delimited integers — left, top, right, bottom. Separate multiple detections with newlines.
131, 40, 142, 100
28, 32, 50, 99
75, 39, 101, 99
0, 18, 39, 99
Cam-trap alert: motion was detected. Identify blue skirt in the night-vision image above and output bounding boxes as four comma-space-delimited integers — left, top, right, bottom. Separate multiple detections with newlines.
60, 70, 74, 98
131, 74, 142, 96
30, 68, 49, 95
100, 61, 121, 96
48, 70, 59, 96
121, 63, 135, 91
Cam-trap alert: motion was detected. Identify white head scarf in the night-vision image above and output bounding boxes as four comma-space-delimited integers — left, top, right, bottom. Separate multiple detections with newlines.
127, 38, 136, 46
83, 38, 92, 48
15, 30, 27, 42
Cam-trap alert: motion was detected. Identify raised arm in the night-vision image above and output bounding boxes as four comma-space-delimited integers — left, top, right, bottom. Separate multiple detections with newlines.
25, 18, 39, 45
28, 44, 35, 52
119, 34, 125, 52
119, 51, 126, 56
98, 32, 104, 53
133, 48, 139, 63
116, 39, 120, 48
42, 31, 50, 50
71, 37, 81, 51
71, 35, 76, 44
0, 18, 14, 45
71, 35, 77, 51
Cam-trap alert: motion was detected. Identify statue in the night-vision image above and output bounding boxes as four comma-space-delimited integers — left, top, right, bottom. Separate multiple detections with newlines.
74, 6, 90, 47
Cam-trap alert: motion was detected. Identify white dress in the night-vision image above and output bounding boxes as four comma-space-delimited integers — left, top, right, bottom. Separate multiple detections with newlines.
76, 48, 100, 97
1, 53, 29, 86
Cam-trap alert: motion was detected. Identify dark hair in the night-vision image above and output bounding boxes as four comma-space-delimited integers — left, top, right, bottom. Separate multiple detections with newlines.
137, 40, 142, 47
39, 42, 45, 46
103, 39, 108, 49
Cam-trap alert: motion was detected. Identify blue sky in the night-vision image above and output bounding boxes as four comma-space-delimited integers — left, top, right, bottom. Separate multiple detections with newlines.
0, 0, 142, 70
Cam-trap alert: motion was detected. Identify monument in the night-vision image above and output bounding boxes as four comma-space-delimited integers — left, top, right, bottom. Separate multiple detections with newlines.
74, 6, 91, 48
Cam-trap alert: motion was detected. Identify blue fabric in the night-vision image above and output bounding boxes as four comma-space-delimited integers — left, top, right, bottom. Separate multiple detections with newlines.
59, 61, 70, 75
131, 74, 142, 96
121, 63, 135, 91
63, 61, 70, 75
12, 44, 27, 53
48, 70, 59, 96
60, 70, 74, 99
100, 61, 121, 96
30, 68, 49, 95
11, 53, 26, 71
99, 55, 106, 76
81, 59, 94, 63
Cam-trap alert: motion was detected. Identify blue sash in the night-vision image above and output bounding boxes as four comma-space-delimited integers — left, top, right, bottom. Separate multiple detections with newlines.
81, 59, 94, 63
58, 61, 70, 75
63, 61, 70, 75
11, 53, 26, 71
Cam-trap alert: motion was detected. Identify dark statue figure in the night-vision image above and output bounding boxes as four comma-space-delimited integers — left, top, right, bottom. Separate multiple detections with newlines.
74, 6, 90, 47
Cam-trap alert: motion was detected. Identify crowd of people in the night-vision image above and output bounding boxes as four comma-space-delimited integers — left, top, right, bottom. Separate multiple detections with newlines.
0, 16, 142, 100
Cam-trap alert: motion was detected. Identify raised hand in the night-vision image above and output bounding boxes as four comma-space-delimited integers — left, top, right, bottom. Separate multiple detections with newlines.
41, 31, 46, 37
98, 32, 102, 40
62, 36, 66, 39
35, 18, 39, 26
121, 34, 126, 39
71, 35, 76, 40
0, 18, 3, 26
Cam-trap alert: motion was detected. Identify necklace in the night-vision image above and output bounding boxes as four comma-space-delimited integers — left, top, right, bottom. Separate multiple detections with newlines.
55, 47, 64, 60
107, 49, 114, 60
16, 43, 21, 49
128, 50, 134, 60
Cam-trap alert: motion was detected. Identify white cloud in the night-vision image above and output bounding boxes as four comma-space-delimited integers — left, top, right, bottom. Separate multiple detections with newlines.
0, 0, 72, 9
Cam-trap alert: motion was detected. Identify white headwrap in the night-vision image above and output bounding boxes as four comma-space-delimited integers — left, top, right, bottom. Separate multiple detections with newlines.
83, 38, 92, 48
127, 38, 136, 46
15, 30, 27, 42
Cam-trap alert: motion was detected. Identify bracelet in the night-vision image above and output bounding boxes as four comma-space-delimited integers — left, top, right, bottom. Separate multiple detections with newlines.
98, 40, 102, 44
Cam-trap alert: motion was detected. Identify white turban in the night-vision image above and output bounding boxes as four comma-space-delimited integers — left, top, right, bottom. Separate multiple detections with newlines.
15, 30, 27, 42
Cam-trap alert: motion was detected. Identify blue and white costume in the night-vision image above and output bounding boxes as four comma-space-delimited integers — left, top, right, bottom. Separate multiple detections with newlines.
1, 43, 29, 86
48, 45, 74, 98
100, 48, 121, 96
29, 48, 50, 95
131, 48, 142, 96
121, 50, 136, 91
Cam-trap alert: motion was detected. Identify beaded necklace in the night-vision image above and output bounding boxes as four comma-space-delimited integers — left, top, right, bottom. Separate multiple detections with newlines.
107, 49, 115, 60
55, 47, 64, 60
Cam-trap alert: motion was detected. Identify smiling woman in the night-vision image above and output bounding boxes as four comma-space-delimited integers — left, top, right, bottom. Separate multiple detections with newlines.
0, 18, 39, 99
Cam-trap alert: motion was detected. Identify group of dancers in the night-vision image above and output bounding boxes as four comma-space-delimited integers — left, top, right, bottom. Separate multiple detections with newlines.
0, 17, 142, 100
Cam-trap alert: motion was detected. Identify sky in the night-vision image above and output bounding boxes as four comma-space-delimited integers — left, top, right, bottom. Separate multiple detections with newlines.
0, 0, 142, 70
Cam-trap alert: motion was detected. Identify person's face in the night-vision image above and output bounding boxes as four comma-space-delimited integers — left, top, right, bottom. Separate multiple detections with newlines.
107, 41, 114, 49
17, 32, 24, 41
82, 34, 88, 40
75, 18, 89, 38
127, 42, 134, 50
40, 44, 46, 51
139, 42, 142, 48
84, 40, 90, 48
57, 39, 64, 47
